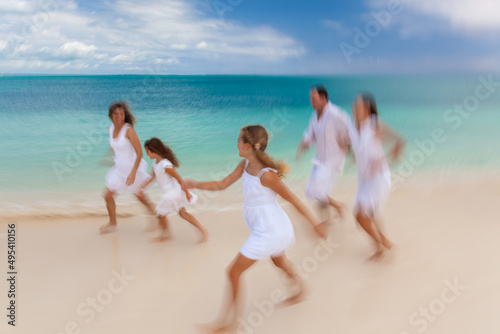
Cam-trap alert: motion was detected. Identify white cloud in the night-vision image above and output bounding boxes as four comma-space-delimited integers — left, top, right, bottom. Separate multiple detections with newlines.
196, 41, 208, 49
109, 54, 135, 64
406, 0, 500, 31
59, 41, 96, 57
154, 57, 179, 64
0, 0, 305, 73
367, 0, 500, 38
0, 1, 36, 14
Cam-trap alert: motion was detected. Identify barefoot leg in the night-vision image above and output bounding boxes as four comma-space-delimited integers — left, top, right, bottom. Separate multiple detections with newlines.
100, 188, 118, 233
179, 208, 208, 242
373, 219, 393, 249
201, 253, 256, 332
151, 216, 171, 242
355, 211, 385, 259
271, 254, 308, 306
135, 192, 156, 215
104, 188, 117, 225
327, 196, 346, 218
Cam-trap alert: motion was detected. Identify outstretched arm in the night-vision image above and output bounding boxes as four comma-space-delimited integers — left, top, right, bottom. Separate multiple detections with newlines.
182, 160, 246, 191
297, 118, 315, 161
260, 172, 326, 238
165, 167, 193, 200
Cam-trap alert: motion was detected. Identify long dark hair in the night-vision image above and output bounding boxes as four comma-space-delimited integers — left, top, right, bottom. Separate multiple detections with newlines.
108, 101, 136, 126
240, 125, 289, 178
144, 137, 180, 168
354, 92, 379, 130
359, 92, 378, 118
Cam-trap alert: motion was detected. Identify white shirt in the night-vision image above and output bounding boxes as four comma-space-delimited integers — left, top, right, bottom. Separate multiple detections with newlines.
153, 159, 181, 193
348, 117, 389, 182
302, 101, 350, 173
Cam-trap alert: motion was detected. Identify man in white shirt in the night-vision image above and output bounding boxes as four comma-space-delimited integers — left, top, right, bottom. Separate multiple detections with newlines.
297, 85, 350, 222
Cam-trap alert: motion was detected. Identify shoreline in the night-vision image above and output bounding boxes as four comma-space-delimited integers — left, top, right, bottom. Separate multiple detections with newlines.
1, 169, 499, 220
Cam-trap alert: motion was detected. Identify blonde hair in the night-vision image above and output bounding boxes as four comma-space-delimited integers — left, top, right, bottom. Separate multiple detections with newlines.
240, 125, 289, 178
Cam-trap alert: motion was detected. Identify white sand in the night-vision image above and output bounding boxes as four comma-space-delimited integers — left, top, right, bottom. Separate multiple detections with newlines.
0, 175, 499, 334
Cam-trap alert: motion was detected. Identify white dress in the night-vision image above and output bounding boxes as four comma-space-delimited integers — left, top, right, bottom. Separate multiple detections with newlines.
240, 160, 295, 260
302, 102, 350, 204
154, 158, 197, 216
105, 123, 151, 195
348, 117, 391, 219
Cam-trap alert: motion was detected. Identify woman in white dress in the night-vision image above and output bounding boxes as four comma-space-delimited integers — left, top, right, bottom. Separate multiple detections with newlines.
183, 125, 326, 333
100, 101, 156, 233
349, 93, 405, 260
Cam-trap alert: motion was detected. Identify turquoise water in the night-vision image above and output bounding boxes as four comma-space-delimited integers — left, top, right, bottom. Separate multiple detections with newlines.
1, 74, 499, 196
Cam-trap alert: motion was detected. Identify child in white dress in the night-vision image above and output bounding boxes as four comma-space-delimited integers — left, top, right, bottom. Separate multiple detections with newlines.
100, 101, 156, 234
139, 137, 208, 242
348, 93, 405, 260
183, 125, 326, 333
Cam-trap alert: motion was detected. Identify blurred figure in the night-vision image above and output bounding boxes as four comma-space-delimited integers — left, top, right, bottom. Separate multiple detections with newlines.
348, 93, 405, 260
297, 85, 350, 223
183, 125, 326, 333
139, 137, 208, 242
100, 101, 156, 233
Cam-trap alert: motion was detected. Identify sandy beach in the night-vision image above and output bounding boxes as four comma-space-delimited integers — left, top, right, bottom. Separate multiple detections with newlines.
0, 174, 499, 334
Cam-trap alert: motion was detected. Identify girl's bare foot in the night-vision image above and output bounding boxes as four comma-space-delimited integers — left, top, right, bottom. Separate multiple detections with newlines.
150, 235, 171, 243
382, 239, 393, 250
99, 223, 117, 234
151, 229, 171, 242
279, 285, 310, 307
279, 274, 309, 308
198, 229, 209, 243
367, 248, 385, 261
195, 322, 233, 334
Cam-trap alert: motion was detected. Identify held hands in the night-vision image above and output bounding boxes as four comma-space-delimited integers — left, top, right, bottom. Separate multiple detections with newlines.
314, 222, 328, 239
182, 178, 197, 190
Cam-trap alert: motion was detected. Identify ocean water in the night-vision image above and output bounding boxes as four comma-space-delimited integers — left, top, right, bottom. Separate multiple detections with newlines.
1, 74, 499, 217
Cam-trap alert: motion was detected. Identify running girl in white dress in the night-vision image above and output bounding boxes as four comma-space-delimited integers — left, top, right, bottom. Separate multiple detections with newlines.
348, 93, 405, 260
138, 137, 208, 242
183, 125, 326, 333
100, 101, 156, 233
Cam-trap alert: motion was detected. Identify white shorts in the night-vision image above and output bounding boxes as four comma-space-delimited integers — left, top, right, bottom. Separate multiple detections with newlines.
305, 161, 339, 205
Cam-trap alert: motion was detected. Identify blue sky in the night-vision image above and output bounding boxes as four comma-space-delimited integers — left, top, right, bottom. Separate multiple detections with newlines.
0, 0, 499, 74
